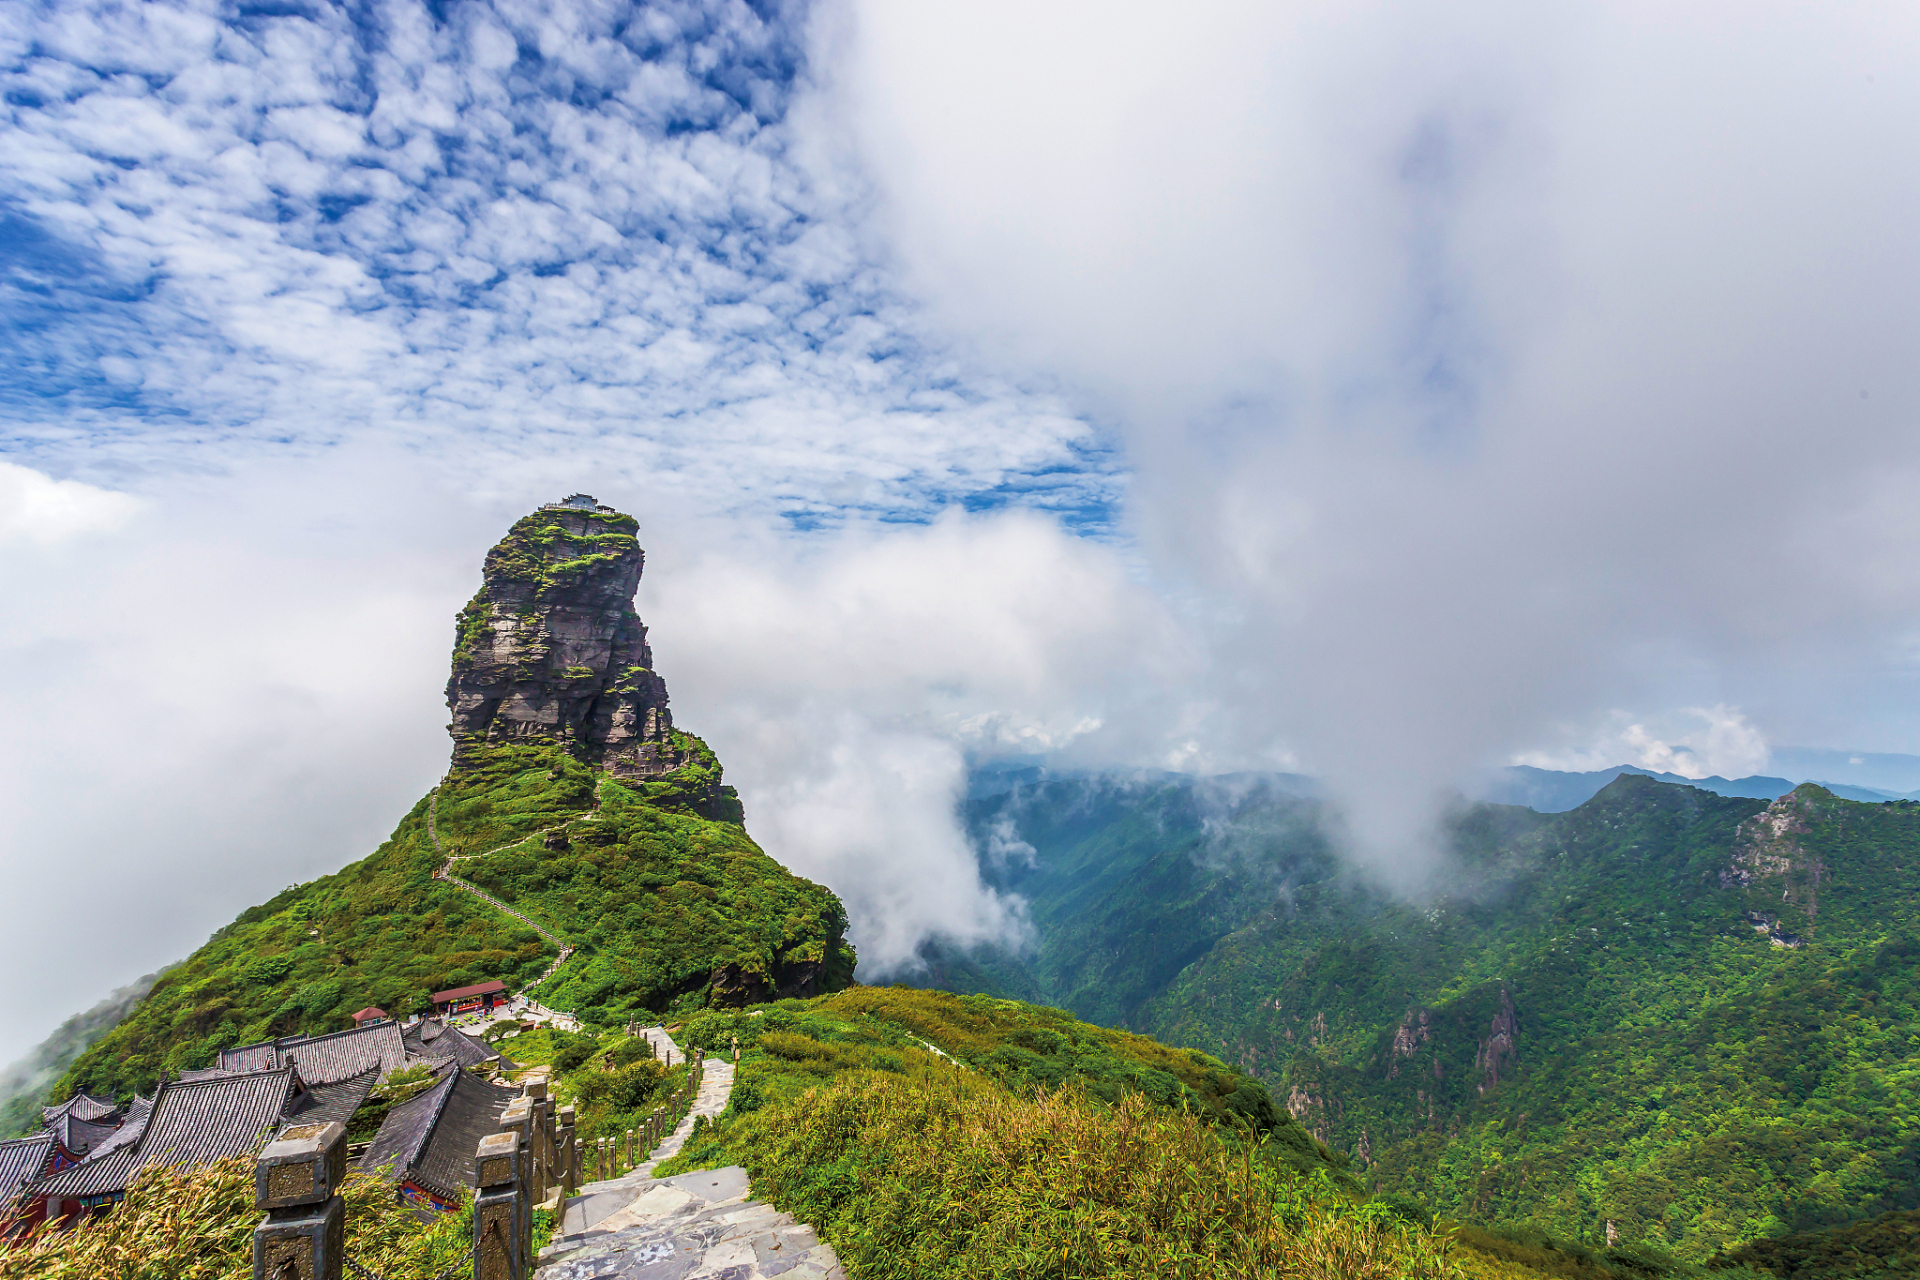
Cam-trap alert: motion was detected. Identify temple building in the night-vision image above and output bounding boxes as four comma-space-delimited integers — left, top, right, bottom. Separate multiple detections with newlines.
357, 1062, 517, 1215
431, 979, 507, 1017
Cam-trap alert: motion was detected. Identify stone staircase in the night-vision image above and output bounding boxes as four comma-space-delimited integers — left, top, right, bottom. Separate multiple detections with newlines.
536, 1030, 845, 1280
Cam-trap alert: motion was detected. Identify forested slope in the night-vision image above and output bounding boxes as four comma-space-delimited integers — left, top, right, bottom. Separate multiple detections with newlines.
924, 770, 1920, 1253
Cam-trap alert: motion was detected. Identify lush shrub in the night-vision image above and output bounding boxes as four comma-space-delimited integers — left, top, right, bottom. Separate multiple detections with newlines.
665, 1066, 1450, 1280
0, 1156, 468, 1280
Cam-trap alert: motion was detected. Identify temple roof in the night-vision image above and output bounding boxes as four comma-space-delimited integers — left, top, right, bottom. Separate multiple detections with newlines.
403, 1020, 500, 1071
32, 1069, 297, 1201
358, 1064, 516, 1202
0, 1133, 54, 1202
217, 1021, 408, 1085
48, 1113, 119, 1159
41, 1092, 118, 1126
279, 1069, 378, 1134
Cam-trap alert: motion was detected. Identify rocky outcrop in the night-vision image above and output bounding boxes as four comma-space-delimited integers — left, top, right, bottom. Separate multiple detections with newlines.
446, 495, 731, 813
1722, 788, 1827, 934
1475, 988, 1517, 1095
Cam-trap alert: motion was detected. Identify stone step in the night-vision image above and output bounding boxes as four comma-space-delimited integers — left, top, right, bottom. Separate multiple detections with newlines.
538, 1166, 844, 1279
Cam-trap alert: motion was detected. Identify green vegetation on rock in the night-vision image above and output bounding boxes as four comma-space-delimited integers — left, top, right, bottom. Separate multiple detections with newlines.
51, 735, 851, 1101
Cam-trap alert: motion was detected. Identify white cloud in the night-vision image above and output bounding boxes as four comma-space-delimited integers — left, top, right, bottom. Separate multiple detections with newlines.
0, 461, 140, 544
811, 0, 1920, 875
1514, 706, 1771, 781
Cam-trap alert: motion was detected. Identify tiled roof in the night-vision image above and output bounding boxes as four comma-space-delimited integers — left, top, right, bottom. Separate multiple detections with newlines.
431, 980, 505, 1002
0, 1133, 54, 1200
216, 1039, 280, 1073
358, 1065, 515, 1201
76, 1104, 149, 1165
42, 1093, 117, 1125
403, 1021, 498, 1070
280, 1022, 408, 1086
50, 1114, 119, 1158
218, 1022, 408, 1086
32, 1069, 296, 1201
279, 1070, 378, 1134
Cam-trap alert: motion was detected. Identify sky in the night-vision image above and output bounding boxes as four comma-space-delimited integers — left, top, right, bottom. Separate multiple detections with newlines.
3, 0, 1919, 1065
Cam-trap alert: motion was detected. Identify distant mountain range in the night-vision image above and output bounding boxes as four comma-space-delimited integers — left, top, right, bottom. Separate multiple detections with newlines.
1479, 764, 1920, 812
921, 765, 1920, 1251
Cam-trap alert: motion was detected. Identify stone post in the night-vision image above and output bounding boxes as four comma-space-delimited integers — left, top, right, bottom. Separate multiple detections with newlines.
556, 1105, 576, 1195
499, 1097, 534, 1200
252, 1121, 346, 1280
473, 1131, 529, 1280
523, 1082, 551, 1205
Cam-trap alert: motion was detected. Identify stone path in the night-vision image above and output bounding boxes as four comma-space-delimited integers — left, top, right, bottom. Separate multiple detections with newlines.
427, 788, 578, 1003
538, 1030, 844, 1280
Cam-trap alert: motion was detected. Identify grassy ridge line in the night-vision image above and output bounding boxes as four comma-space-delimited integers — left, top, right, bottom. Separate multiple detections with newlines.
678, 1070, 1450, 1280
943, 773, 1920, 1250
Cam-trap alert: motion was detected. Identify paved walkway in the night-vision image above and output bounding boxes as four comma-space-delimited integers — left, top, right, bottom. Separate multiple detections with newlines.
426, 787, 579, 1006
538, 1029, 844, 1280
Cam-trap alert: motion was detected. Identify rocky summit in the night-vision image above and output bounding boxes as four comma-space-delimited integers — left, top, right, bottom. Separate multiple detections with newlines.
38, 497, 851, 1103
448, 493, 703, 793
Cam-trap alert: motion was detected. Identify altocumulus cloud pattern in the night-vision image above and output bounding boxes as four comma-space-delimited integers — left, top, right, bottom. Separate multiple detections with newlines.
0, 0, 1116, 525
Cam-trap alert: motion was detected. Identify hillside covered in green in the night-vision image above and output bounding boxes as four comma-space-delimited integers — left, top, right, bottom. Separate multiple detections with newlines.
47, 499, 855, 1103
923, 769, 1920, 1255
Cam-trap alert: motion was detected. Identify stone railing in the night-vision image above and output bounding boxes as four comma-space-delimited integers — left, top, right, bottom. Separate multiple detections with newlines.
251, 1077, 580, 1280
583, 1047, 704, 1182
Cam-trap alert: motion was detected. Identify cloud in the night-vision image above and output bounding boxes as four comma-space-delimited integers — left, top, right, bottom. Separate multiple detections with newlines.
642, 507, 1176, 973
0, 0, 1112, 523
1513, 706, 1772, 781
811, 0, 1920, 876
0, 461, 140, 543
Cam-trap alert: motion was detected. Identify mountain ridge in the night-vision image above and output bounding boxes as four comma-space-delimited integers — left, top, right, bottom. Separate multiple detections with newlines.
919, 768, 1920, 1251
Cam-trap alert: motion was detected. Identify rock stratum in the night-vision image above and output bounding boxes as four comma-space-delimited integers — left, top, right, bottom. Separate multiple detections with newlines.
47, 498, 854, 1105
447, 496, 714, 801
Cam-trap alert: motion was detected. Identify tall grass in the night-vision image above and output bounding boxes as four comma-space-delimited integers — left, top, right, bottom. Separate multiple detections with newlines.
0, 1156, 469, 1280
681, 1066, 1457, 1280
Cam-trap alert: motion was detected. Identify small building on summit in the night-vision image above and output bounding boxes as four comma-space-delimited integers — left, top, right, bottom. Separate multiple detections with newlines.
351, 1006, 389, 1026
431, 980, 507, 1017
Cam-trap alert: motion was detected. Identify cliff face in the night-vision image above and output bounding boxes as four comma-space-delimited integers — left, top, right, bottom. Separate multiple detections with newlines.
446, 496, 703, 788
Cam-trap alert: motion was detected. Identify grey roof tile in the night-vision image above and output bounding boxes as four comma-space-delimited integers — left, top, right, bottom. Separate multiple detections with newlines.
280, 1069, 378, 1133
403, 1021, 498, 1070
41, 1093, 118, 1125
358, 1065, 516, 1201
218, 1021, 408, 1086
0, 1133, 54, 1200
32, 1068, 296, 1201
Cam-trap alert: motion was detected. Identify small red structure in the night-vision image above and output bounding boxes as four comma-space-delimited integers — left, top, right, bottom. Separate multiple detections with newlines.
349, 1007, 388, 1026
431, 980, 507, 1017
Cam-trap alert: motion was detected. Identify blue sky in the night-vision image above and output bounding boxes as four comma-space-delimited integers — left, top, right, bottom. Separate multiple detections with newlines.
1, 0, 1115, 524
4, 0, 1920, 1064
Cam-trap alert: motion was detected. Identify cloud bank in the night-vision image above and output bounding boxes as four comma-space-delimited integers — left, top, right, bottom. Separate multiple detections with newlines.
816, 0, 1920, 873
